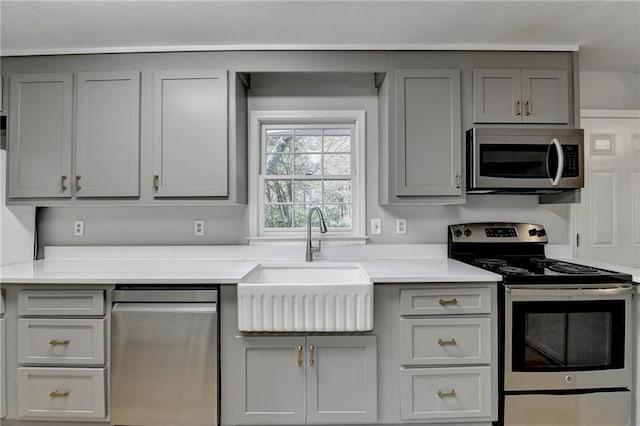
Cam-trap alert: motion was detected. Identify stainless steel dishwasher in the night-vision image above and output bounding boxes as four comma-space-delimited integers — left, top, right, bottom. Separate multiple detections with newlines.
111, 286, 218, 426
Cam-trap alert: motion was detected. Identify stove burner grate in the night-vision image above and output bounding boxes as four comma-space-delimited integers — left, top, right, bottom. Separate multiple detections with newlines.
546, 262, 600, 275
498, 266, 533, 276
474, 258, 507, 269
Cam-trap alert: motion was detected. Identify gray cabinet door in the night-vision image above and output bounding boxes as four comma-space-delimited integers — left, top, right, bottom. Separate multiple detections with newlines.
152, 70, 228, 198
306, 335, 377, 425
394, 68, 462, 197
238, 336, 306, 425
521, 69, 569, 124
8, 73, 73, 198
472, 69, 522, 123
75, 71, 140, 197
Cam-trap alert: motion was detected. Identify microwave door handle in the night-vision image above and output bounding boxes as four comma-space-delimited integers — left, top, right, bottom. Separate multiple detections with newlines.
547, 138, 565, 186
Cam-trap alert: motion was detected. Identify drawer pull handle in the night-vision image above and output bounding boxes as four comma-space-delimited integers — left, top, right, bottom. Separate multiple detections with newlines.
438, 298, 458, 306
60, 175, 68, 192
296, 345, 303, 367
438, 338, 457, 346
437, 389, 456, 398
49, 390, 70, 398
515, 100, 521, 116
153, 174, 160, 192
309, 345, 315, 367
49, 339, 70, 346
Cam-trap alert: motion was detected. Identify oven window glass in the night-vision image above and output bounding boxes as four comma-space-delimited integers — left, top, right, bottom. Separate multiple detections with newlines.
511, 300, 625, 371
479, 144, 558, 178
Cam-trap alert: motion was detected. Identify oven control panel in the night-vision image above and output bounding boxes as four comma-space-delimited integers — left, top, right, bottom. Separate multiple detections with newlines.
449, 223, 549, 243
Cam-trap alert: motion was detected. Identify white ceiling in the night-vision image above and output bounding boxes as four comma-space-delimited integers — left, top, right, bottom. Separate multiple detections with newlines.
1, 1, 639, 72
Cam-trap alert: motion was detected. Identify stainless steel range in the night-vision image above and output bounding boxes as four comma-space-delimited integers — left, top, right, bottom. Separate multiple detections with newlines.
448, 223, 634, 426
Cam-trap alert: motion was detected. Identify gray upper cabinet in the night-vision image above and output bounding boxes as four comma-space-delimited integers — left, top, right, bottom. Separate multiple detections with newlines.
393, 68, 462, 198
473, 68, 569, 124
8, 73, 73, 198
152, 70, 228, 198
75, 71, 140, 197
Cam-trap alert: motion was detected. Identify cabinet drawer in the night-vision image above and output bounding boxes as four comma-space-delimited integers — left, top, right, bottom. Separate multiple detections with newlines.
400, 287, 491, 315
400, 366, 491, 420
18, 290, 105, 316
18, 319, 105, 365
401, 318, 491, 365
17, 367, 106, 419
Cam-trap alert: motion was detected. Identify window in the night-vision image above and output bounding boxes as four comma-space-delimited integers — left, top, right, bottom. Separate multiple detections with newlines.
249, 111, 365, 241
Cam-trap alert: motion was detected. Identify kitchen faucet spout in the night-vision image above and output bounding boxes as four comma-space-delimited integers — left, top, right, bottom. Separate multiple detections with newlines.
306, 207, 328, 262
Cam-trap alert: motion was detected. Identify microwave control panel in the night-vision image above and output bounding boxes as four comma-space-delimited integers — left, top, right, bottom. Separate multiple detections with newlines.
562, 145, 580, 177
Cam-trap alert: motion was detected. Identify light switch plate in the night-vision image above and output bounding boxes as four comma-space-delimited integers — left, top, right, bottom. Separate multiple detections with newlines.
370, 218, 382, 235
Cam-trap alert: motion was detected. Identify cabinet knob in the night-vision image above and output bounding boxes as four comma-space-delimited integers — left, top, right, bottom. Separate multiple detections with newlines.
309, 345, 315, 367
515, 100, 522, 116
296, 345, 303, 367
437, 389, 456, 398
60, 175, 68, 192
75, 175, 82, 192
438, 298, 458, 306
49, 390, 70, 398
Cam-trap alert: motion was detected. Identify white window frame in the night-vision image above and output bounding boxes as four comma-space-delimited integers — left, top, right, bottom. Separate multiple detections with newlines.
248, 110, 366, 243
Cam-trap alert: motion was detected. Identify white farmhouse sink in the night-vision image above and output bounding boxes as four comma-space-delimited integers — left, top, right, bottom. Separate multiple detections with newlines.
237, 263, 373, 332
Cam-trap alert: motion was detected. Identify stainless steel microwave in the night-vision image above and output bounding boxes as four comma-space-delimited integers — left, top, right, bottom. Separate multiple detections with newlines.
466, 128, 584, 192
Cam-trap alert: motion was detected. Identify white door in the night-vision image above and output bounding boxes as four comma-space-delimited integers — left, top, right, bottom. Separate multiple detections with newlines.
575, 110, 640, 267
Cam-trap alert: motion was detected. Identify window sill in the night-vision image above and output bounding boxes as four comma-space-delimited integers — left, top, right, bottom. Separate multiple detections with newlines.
247, 235, 369, 245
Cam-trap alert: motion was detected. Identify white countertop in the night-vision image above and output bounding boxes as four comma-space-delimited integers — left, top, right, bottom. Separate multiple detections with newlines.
3, 244, 635, 285
0, 245, 501, 285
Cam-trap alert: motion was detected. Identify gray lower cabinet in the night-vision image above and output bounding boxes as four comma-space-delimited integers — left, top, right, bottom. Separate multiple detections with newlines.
75, 71, 140, 197
15, 289, 107, 421
473, 68, 569, 124
237, 334, 377, 425
8, 71, 141, 200
152, 70, 229, 198
8, 73, 73, 198
1, 292, 5, 419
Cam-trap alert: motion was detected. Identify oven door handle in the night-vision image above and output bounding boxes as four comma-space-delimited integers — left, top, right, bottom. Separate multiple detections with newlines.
546, 138, 565, 186
506, 286, 635, 298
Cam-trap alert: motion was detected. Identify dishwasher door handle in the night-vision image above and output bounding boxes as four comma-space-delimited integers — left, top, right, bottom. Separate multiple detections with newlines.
112, 302, 217, 313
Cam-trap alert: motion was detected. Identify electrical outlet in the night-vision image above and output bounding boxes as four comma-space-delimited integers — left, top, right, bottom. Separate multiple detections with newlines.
194, 220, 205, 236
370, 218, 382, 235
396, 218, 407, 234
74, 220, 85, 236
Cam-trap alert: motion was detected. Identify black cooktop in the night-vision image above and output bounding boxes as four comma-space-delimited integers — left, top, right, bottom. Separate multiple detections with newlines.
448, 222, 633, 285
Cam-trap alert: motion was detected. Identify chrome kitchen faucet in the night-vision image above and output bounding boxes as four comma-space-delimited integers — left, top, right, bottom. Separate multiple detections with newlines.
306, 207, 328, 261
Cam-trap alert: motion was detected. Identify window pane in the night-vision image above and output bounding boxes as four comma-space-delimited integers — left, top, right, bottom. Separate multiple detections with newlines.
294, 154, 322, 175
266, 153, 293, 175
294, 180, 322, 204
324, 129, 351, 152
323, 180, 352, 203
323, 154, 351, 175
293, 204, 310, 228
264, 204, 292, 228
264, 180, 292, 203
266, 129, 293, 154
294, 129, 322, 153
323, 204, 352, 228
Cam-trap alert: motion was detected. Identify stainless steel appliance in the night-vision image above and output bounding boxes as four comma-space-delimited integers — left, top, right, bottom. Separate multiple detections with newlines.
111, 286, 218, 426
448, 223, 633, 426
466, 128, 584, 192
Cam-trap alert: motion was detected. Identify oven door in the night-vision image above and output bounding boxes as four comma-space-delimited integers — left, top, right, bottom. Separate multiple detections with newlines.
504, 285, 632, 392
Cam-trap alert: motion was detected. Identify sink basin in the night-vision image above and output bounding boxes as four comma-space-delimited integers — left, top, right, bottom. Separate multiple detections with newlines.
237, 263, 373, 332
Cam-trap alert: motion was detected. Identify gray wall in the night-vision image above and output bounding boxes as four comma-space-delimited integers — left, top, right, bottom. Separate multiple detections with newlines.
36, 69, 572, 249
580, 71, 640, 110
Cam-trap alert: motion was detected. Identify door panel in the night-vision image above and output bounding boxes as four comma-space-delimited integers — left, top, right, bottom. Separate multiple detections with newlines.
473, 68, 522, 123
522, 69, 569, 124
8, 73, 72, 198
75, 71, 140, 197
577, 114, 640, 267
